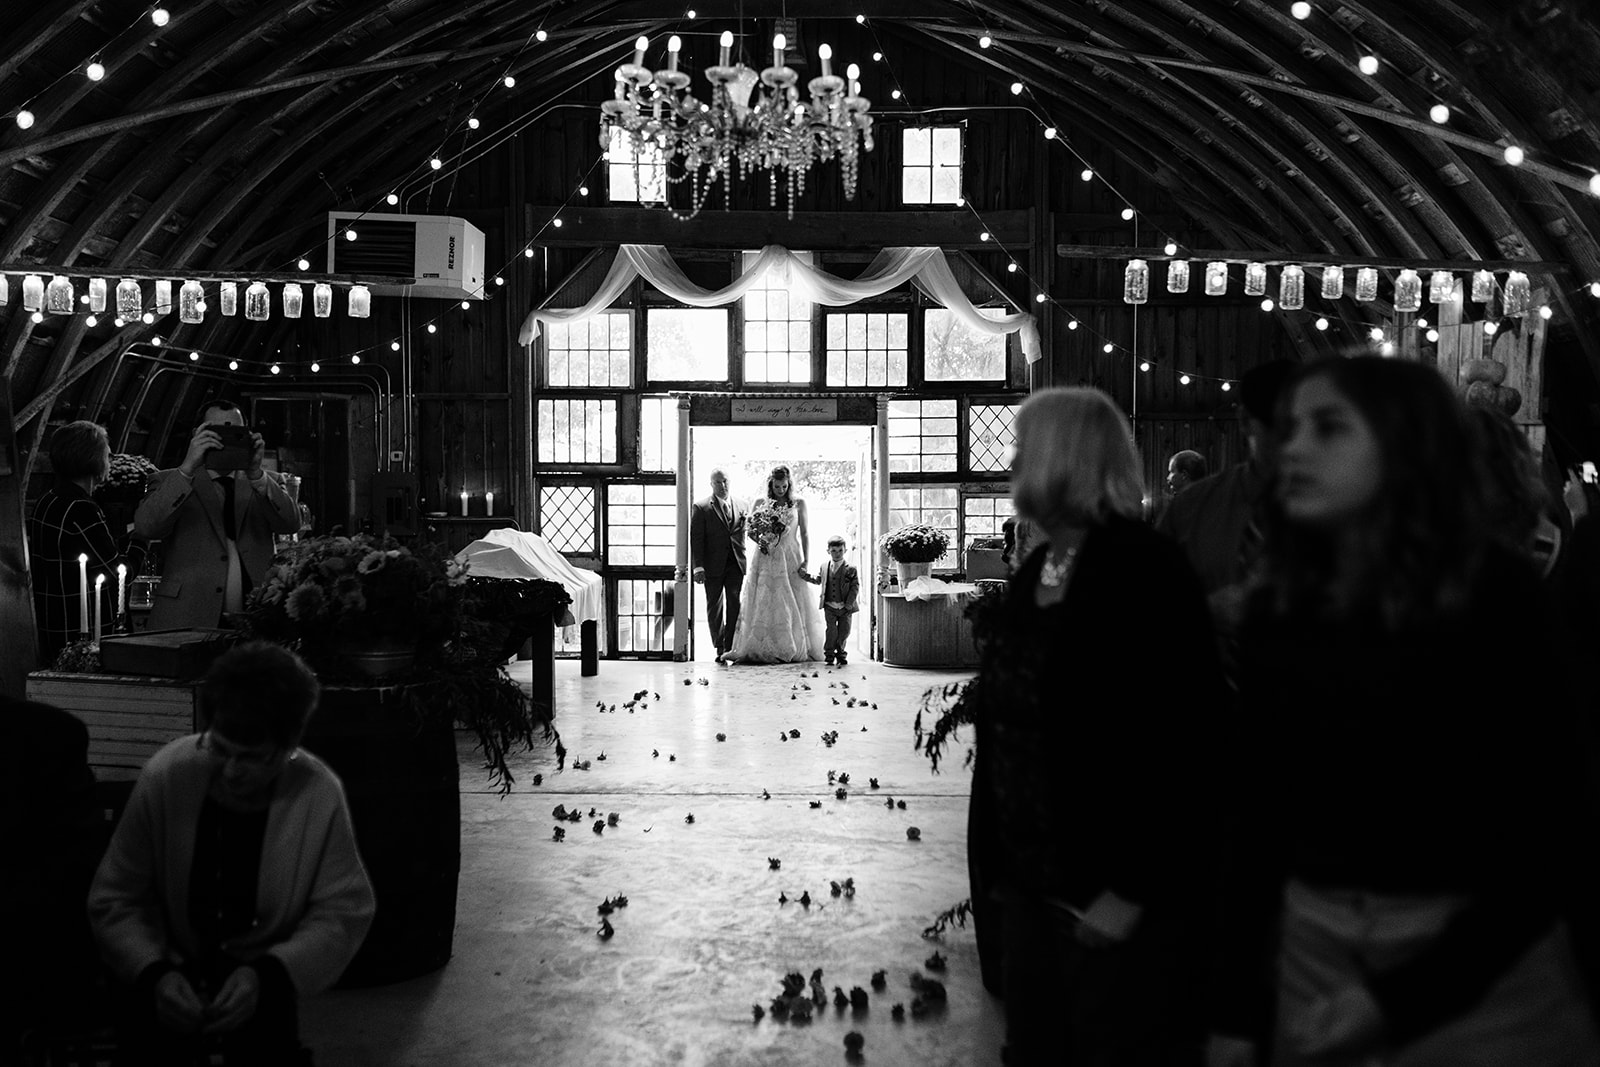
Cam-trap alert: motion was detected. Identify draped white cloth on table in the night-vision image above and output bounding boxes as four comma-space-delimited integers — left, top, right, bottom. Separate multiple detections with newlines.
516, 244, 1042, 363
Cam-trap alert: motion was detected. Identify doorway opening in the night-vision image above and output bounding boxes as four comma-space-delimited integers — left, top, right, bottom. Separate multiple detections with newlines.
687, 423, 876, 661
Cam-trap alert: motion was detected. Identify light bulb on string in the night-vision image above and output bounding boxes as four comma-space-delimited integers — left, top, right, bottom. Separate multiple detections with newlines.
151, 8, 169, 26
1484, 321, 1500, 334
391, 340, 401, 351
189, 351, 200, 361
1010, 82, 1023, 95
856, 14, 865, 23
16, 110, 34, 129
1504, 145, 1525, 166
1260, 298, 1275, 312
552, 217, 563, 228
228, 359, 239, 371
461, 300, 470, 310
579, 185, 589, 195
1426, 329, 1440, 342
427, 323, 437, 334
1368, 326, 1384, 341
1103, 343, 1114, 354
494, 276, 505, 286
468, 117, 480, 130
430, 157, 443, 170
1081, 168, 1094, 181
1539, 305, 1553, 319
503, 75, 516, 88
310, 361, 320, 372
345, 229, 357, 241
1007, 263, 1018, 273
1067, 320, 1079, 330
86, 61, 105, 81
1430, 104, 1450, 124
872, 51, 882, 62
151, 336, 162, 347
1163, 241, 1178, 256
1221, 381, 1233, 391
297, 258, 309, 270
979, 232, 991, 241
524, 248, 535, 258
1589, 174, 1600, 197
1358, 54, 1379, 76
979, 35, 992, 48
890, 89, 901, 100
1291, 1, 1311, 17
536, 28, 549, 40
1043, 127, 1056, 140
1590, 281, 1600, 298
1416, 316, 1429, 328
30, 311, 42, 324
86, 315, 97, 326
1035, 293, 1047, 303
352, 354, 362, 365
114, 316, 125, 327
270, 363, 281, 375
955, 196, 965, 206
141, 312, 154, 324
386, 192, 399, 205
1139, 361, 1151, 372
1179, 374, 1191, 385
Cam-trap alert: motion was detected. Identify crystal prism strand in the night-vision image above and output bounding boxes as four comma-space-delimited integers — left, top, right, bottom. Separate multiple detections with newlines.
1321, 266, 1345, 299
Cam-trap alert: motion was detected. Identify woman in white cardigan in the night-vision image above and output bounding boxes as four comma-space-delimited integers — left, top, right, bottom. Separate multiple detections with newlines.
89, 642, 375, 1065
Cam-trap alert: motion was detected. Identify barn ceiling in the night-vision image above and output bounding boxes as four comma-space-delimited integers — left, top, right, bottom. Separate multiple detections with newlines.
5, 0, 1600, 446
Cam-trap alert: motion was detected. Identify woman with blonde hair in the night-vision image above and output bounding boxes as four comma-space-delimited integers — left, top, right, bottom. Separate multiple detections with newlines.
967, 387, 1226, 1065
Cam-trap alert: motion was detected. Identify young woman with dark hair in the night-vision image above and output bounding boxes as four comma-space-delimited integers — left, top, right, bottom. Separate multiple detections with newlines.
26, 420, 122, 664
1208, 357, 1600, 1067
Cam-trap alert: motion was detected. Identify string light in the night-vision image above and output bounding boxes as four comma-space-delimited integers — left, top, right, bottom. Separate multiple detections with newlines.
468, 117, 480, 130
1426, 329, 1440, 342
270, 363, 281, 375
351, 354, 362, 364
228, 359, 239, 370
978, 35, 992, 48
1589, 174, 1600, 197
151, 8, 169, 26
391, 340, 401, 351
1102, 343, 1114, 353
1009, 82, 1024, 95
310, 361, 321, 372
1368, 326, 1385, 341
503, 75, 516, 88
1430, 104, 1450, 124
1221, 381, 1233, 391
1179, 374, 1191, 385
189, 351, 199, 361
1260, 298, 1274, 311
16, 110, 34, 129
1504, 145, 1525, 166
1539, 305, 1553, 319
1067, 320, 1079, 330
1290, 1, 1312, 17
1163, 241, 1178, 256
579, 185, 589, 195
1139, 361, 1151, 372
1007, 263, 1018, 273
494, 276, 505, 286
297, 258, 310, 270
1590, 282, 1600, 298
1358, 54, 1379, 76
461, 300, 471, 310
1483, 321, 1499, 335
1043, 127, 1056, 140
536, 29, 549, 40
426, 323, 437, 334
430, 157, 443, 170
344, 229, 357, 241
86, 62, 105, 81
1120, 207, 1135, 221
386, 192, 399, 205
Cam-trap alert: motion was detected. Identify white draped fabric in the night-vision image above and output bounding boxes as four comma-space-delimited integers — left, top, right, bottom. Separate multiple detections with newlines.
517, 244, 1041, 363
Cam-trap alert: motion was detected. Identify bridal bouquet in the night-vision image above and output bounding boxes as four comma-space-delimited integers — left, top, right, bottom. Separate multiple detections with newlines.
747, 500, 788, 555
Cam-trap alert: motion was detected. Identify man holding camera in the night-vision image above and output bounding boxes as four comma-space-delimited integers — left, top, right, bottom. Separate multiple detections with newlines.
134, 400, 299, 631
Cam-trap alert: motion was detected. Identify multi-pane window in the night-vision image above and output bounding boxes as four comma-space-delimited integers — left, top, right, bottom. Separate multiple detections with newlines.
824, 311, 908, 387
639, 396, 679, 472
742, 251, 813, 384
963, 495, 1014, 548
607, 127, 665, 204
887, 399, 958, 473
924, 307, 1008, 381
615, 578, 674, 654
606, 483, 676, 566
968, 403, 1019, 472
889, 486, 959, 569
539, 484, 597, 554
545, 313, 631, 388
537, 399, 618, 465
647, 308, 729, 381
901, 126, 963, 205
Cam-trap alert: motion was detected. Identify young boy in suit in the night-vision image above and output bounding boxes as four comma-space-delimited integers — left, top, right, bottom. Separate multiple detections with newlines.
818, 535, 859, 667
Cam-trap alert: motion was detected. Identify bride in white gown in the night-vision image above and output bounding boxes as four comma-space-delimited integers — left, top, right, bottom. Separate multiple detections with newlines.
722, 466, 825, 664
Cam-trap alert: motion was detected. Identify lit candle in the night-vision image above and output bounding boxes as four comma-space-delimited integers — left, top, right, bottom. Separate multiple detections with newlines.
773, 32, 785, 68
818, 43, 832, 78
667, 35, 681, 73
633, 36, 649, 67
460, 488, 470, 516
719, 30, 732, 66
78, 554, 89, 636
485, 490, 495, 516
94, 574, 106, 641
847, 62, 860, 96
117, 563, 127, 622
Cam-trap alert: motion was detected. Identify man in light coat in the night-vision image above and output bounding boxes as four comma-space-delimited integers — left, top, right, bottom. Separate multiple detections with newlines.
134, 400, 300, 630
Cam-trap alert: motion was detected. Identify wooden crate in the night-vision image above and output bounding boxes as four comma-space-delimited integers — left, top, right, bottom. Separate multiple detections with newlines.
26, 672, 201, 781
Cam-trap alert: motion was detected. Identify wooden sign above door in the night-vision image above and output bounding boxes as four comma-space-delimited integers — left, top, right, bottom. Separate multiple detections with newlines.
730, 397, 838, 423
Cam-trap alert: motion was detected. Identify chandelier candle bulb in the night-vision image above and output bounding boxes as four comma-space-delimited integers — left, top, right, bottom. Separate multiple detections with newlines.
1168, 259, 1190, 293
819, 44, 832, 78
1394, 269, 1422, 313
633, 37, 648, 67
720, 30, 732, 66
1124, 259, 1149, 304
667, 35, 681, 73
1471, 270, 1496, 303
1355, 267, 1379, 302
774, 33, 785, 69
1245, 262, 1267, 296
1280, 264, 1305, 309
1205, 261, 1229, 296
89, 277, 106, 312
1321, 265, 1344, 299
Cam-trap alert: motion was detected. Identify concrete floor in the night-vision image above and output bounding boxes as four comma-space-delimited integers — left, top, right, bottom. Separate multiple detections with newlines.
301, 658, 1005, 1067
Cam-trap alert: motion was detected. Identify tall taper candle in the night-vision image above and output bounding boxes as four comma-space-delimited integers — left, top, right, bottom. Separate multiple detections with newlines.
78, 554, 89, 636
117, 563, 128, 622
94, 574, 106, 641
818, 43, 832, 78
460, 487, 470, 516
719, 30, 732, 67
633, 36, 648, 67
485, 490, 495, 516
667, 35, 681, 72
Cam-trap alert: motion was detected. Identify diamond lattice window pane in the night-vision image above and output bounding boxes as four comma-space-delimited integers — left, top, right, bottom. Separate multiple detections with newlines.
539, 485, 596, 553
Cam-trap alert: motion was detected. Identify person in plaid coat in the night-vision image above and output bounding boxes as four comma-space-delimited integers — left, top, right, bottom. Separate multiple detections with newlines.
27, 420, 123, 666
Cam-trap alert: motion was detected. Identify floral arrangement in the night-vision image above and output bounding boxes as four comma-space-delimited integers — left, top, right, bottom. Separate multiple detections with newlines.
880, 523, 950, 564
747, 499, 789, 555
97, 453, 159, 500
246, 533, 469, 654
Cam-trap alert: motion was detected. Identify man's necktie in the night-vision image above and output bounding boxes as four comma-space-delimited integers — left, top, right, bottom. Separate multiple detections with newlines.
216, 476, 237, 541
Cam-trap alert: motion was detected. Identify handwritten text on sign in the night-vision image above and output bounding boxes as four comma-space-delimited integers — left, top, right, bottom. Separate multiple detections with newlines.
730, 398, 838, 423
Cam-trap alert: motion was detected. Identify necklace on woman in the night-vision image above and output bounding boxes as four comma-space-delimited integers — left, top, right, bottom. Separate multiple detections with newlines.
1039, 545, 1078, 588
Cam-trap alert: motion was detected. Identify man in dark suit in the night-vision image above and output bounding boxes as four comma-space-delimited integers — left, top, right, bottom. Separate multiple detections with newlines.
818, 535, 860, 667
133, 399, 300, 630
689, 469, 746, 657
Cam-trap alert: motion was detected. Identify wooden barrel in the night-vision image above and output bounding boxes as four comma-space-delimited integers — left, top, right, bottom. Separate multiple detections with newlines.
301, 683, 460, 987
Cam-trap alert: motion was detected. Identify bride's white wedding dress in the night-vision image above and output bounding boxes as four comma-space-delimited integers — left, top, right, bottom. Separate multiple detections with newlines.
724, 501, 824, 664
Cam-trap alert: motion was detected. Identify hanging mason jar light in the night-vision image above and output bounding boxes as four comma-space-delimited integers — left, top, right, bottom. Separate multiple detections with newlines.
1279, 264, 1305, 310
1205, 261, 1229, 296
0, 274, 8, 306
1428, 270, 1454, 304
1123, 260, 1149, 304
220, 281, 238, 317
1355, 267, 1379, 302
22, 274, 45, 312
348, 284, 372, 318
312, 282, 333, 318
179, 280, 204, 323
1244, 262, 1268, 296
116, 278, 142, 318
153, 280, 173, 316
1470, 270, 1496, 303
282, 282, 303, 318
1503, 271, 1531, 316
1321, 265, 1345, 300
1394, 269, 1422, 313
88, 277, 107, 313
244, 281, 270, 321
45, 275, 74, 314
1167, 259, 1190, 294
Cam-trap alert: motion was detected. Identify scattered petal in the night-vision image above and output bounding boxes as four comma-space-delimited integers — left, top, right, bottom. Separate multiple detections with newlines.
768, 857, 782, 870
684, 812, 695, 824
906, 826, 921, 841
597, 916, 614, 939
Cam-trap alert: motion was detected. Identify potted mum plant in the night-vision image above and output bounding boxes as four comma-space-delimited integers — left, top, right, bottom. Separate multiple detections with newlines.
880, 523, 951, 588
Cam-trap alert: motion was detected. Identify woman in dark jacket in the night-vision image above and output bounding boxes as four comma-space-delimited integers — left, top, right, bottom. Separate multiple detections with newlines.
967, 386, 1227, 1066
1208, 357, 1600, 1067
26, 420, 122, 665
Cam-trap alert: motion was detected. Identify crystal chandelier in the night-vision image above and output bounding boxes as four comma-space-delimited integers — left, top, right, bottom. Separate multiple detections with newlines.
600, 32, 874, 220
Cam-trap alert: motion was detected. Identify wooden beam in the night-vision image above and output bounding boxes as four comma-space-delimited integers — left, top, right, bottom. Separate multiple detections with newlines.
597, 0, 970, 17
1054, 244, 1572, 274
0, 263, 416, 286
527, 207, 1036, 249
